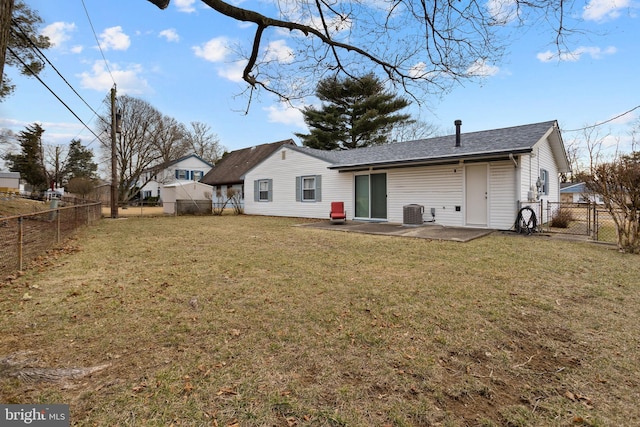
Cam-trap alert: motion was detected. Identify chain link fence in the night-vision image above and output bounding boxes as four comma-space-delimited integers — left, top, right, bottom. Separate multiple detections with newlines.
0, 201, 102, 277
517, 201, 621, 243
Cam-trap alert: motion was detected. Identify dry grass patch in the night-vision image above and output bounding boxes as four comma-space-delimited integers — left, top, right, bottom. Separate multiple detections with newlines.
1, 216, 640, 426
0, 197, 51, 217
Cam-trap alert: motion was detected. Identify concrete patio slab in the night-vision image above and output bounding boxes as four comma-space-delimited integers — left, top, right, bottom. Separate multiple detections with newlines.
299, 221, 494, 242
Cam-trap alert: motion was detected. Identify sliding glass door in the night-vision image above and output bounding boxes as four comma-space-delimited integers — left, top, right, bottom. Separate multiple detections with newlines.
355, 173, 387, 220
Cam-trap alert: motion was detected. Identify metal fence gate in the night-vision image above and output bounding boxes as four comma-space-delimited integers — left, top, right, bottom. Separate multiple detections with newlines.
517, 201, 620, 243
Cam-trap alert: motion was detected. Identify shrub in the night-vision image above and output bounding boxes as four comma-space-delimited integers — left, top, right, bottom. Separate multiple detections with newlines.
550, 208, 574, 228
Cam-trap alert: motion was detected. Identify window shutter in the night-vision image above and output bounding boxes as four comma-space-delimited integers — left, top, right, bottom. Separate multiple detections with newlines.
315, 175, 322, 202
267, 179, 273, 202
540, 169, 549, 195
254, 180, 259, 202
175, 169, 179, 179
295, 176, 301, 202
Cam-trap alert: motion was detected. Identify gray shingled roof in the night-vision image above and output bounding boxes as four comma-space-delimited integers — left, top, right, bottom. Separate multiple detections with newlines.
289, 120, 559, 170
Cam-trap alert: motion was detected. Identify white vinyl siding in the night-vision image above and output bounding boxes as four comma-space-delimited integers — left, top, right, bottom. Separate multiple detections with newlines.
140, 155, 212, 201
488, 161, 517, 229
246, 131, 562, 231
245, 147, 350, 218
518, 136, 561, 224
385, 164, 464, 226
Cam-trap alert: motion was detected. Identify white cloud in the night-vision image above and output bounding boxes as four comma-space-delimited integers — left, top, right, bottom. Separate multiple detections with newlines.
265, 103, 306, 128
409, 62, 428, 78
159, 28, 180, 42
263, 40, 294, 64
466, 59, 500, 77
78, 61, 150, 95
486, 0, 518, 24
217, 60, 247, 83
537, 46, 617, 62
71, 45, 83, 54
174, 0, 196, 13
583, 0, 631, 21
41, 22, 76, 47
193, 37, 232, 62
98, 26, 131, 51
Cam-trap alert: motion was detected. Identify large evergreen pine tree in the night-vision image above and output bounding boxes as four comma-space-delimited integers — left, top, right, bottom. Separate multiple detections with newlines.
1, 0, 51, 100
4, 123, 48, 190
63, 138, 98, 183
295, 74, 412, 150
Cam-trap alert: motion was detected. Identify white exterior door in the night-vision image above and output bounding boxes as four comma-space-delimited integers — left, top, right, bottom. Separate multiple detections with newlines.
465, 164, 488, 226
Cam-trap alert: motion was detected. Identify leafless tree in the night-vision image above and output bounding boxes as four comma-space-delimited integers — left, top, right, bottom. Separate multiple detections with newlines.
151, 115, 189, 164
630, 117, 640, 153
576, 126, 610, 174
184, 121, 225, 165
564, 138, 581, 182
388, 120, 441, 143
66, 176, 96, 199
583, 152, 640, 253
0, 128, 17, 163
43, 144, 66, 188
99, 95, 188, 202
144, 0, 579, 105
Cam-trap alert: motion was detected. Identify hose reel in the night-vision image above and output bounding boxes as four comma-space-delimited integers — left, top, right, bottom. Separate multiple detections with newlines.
515, 206, 537, 234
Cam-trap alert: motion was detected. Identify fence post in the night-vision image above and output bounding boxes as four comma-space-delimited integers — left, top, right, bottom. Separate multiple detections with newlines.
587, 202, 591, 236
56, 206, 61, 244
592, 203, 598, 240
17, 216, 23, 271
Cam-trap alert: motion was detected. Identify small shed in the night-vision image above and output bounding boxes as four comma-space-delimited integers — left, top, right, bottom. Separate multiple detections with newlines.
0, 172, 20, 194
162, 181, 214, 215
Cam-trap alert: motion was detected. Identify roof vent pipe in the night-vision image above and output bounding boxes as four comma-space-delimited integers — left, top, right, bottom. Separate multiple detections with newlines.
454, 120, 462, 147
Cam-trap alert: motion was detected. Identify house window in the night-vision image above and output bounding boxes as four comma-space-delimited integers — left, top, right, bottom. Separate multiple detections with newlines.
303, 177, 316, 201
296, 175, 322, 202
193, 171, 203, 181
255, 179, 272, 202
539, 169, 549, 195
176, 169, 187, 180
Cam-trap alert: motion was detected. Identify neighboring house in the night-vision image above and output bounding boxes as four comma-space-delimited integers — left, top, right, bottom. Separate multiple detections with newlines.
0, 172, 20, 193
244, 120, 570, 230
200, 139, 295, 209
162, 181, 214, 215
138, 154, 213, 201
560, 182, 603, 204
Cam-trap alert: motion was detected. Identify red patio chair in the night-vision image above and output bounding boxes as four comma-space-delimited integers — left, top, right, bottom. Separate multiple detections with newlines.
329, 201, 347, 224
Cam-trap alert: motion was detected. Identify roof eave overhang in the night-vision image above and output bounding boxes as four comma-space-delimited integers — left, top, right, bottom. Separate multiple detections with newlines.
328, 148, 534, 172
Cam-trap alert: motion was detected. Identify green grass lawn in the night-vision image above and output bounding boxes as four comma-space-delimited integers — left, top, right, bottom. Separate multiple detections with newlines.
1, 215, 639, 426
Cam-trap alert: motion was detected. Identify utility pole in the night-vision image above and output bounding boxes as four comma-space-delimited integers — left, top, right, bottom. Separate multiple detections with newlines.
110, 85, 118, 218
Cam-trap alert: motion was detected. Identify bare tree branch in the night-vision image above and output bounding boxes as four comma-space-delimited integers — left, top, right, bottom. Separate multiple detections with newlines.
143, 0, 581, 103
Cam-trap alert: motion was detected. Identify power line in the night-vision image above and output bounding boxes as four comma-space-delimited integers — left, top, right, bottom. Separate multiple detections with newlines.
6, 46, 105, 143
80, 0, 116, 86
563, 105, 640, 132
10, 19, 110, 131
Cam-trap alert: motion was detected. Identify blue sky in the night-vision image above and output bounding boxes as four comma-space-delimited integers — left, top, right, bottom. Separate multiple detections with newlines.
1, 0, 638, 174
